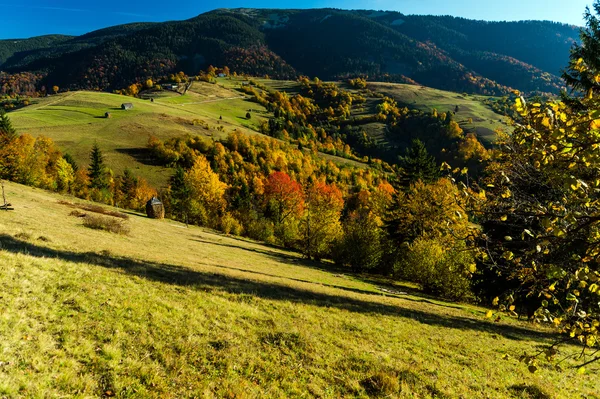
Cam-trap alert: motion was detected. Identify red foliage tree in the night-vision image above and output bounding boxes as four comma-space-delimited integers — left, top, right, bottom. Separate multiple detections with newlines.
263, 171, 304, 225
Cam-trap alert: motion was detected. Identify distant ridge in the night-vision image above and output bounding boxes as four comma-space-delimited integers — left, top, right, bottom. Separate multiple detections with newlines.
0, 8, 580, 95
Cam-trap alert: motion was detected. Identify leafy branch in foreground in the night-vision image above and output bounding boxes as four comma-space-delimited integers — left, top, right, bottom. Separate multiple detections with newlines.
474, 1, 600, 372
480, 96, 600, 371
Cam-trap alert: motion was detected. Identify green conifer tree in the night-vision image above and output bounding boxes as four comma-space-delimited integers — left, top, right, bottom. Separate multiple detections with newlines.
0, 109, 17, 145
398, 139, 440, 186
168, 166, 191, 224
563, 1, 600, 98
63, 153, 79, 172
88, 143, 107, 190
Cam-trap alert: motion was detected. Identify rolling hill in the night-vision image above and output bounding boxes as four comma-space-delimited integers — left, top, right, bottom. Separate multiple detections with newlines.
0, 9, 580, 96
8, 78, 375, 188
0, 181, 598, 398
7, 76, 511, 189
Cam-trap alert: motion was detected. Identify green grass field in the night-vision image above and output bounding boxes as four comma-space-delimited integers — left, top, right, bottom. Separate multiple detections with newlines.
0, 182, 597, 398
367, 82, 509, 145
8, 83, 367, 187
7, 87, 268, 188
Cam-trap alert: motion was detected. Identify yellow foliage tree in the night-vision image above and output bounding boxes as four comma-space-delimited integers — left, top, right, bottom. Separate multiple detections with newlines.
185, 155, 227, 227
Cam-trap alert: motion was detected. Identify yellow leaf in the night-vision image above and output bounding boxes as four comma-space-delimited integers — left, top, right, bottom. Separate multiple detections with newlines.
486, 310, 493, 319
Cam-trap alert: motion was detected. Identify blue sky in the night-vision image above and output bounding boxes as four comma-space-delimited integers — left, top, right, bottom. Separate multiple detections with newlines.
0, 0, 593, 39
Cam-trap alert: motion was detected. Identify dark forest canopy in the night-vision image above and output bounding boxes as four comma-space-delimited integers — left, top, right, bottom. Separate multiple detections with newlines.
0, 9, 579, 95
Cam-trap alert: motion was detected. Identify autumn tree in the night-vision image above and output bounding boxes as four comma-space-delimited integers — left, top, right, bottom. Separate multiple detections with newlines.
481, 2, 600, 367
481, 96, 600, 368
386, 178, 478, 300
185, 155, 227, 227
52, 86, 59, 95
264, 171, 304, 244
56, 157, 75, 193
264, 172, 304, 224
301, 181, 344, 260
333, 186, 392, 272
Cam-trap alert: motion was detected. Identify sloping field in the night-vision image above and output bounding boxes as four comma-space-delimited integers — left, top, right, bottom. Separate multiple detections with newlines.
0, 182, 597, 398
8, 84, 367, 187
7, 88, 268, 188
368, 82, 510, 144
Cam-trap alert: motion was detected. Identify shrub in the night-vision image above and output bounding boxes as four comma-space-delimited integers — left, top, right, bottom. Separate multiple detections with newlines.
246, 218, 275, 244
82, 215, 130, 235
220, 213, 243, 236
397, 238, 474, 302
333, 212, 383, 272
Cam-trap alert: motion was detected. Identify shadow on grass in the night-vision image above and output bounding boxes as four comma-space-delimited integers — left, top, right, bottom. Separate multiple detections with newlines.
115, 148, 163, 166
0, 233, 558, 342
193, 236, 469, 312
507, 384, 551, 399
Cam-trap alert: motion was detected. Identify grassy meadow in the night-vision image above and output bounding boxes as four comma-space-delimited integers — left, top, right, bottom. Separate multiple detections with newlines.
7, 80, 372, 188
7, 84, 267, 188
367, 82, 509, 145
0, 182, 598, 398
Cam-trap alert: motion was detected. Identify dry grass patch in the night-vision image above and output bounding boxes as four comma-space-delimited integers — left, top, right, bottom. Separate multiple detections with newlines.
81, 214, 130, 235
58, 200, 129, 219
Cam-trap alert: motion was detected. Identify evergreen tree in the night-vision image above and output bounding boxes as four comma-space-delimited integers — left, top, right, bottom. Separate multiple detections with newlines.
63, 153, 79, 172
563, 1, 600, 98
119, 168, 138, 207
0, 109, 17, 145
88, 143, 107, 190
398, 139, 440, 186
168, 166, 191, 224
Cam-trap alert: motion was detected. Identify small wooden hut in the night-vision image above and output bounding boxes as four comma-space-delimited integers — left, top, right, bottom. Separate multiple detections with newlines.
121, 103, 134, 111
146, 197, 165, 219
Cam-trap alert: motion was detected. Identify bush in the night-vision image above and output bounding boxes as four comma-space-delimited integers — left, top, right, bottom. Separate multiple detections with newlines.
332, 213, 383, 272
397, 238, 474, 302
82, 215, 130, 235
245, 218, 275, 244
220, 213, 243, 236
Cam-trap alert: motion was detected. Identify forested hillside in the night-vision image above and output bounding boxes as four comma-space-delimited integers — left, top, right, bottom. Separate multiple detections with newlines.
0, 8, 579, 96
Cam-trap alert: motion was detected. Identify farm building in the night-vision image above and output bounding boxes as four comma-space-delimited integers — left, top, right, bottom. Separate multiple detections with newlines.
104, 112, 111, 118
121, 103, 133, 110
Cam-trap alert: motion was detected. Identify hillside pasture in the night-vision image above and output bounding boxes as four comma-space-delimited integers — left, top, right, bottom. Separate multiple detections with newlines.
0, 182, 597, 398
8, 91, 269, 187
368, 82, 509, 145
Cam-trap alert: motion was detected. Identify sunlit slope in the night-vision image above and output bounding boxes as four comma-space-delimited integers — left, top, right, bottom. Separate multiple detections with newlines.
0, 182, 596, 398
9, 85, 267, 187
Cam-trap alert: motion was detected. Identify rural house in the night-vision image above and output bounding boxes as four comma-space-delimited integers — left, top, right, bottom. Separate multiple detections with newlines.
121, 103, 134, 110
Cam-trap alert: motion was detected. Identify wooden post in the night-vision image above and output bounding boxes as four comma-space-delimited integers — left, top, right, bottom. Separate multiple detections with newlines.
1, 180, 6, 208
1, 180, 13, 211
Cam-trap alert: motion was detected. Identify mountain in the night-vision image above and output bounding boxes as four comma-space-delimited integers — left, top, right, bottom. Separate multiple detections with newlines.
0, 8, 580, 95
